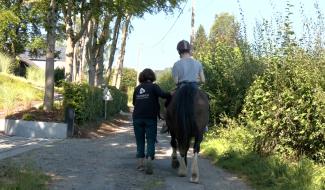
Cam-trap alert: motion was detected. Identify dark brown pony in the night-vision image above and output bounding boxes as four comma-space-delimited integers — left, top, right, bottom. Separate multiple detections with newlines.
166, 83, 209, 183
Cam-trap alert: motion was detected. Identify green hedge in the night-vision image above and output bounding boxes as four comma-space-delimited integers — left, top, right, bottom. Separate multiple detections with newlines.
106, 86, 128, 116
63, 83, 128, 124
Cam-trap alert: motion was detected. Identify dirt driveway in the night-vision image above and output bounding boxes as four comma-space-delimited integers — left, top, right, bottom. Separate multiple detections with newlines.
4, 115, 252, 190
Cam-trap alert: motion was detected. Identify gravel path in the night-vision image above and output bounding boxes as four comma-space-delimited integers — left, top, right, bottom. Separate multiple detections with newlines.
4, 116, 252, 190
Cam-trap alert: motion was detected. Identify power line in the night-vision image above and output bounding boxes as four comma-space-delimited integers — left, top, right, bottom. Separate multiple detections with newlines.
151, 0, 189, 48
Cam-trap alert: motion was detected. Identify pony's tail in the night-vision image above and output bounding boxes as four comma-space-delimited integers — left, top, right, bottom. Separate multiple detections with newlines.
175, 84, 197, 147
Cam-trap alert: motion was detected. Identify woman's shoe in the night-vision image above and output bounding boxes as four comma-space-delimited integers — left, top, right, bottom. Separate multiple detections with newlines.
136, 158, 144, 171
145, 159, 153, 174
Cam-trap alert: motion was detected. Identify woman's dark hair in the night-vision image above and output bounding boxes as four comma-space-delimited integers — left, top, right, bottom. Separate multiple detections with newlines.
138, 68, 156, 83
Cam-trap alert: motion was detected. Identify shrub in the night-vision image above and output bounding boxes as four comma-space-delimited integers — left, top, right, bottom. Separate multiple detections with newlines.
54, 67, 65, 87
63, 83, 128, 124
22, 113, 36, 121
242, 53, 325, 163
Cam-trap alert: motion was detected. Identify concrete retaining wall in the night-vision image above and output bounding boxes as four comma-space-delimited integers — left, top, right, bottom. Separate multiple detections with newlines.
0, 119, 67, 139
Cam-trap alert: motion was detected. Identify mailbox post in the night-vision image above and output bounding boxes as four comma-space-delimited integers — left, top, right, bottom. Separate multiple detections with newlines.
103, 87, 113, 119
65, 106, 75, 137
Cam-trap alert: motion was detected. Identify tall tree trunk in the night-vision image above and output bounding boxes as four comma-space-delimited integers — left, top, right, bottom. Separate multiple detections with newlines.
44, 0, 57, 111
81, 20, 92, 83
87, 19, 96, 86
115, 14, 131, 89
65, 36, 75, 82
73, 40, 81, 82
107, 15, 122, 81
62, 0, 92, 82
95, 45, 105, 86
94, 14, 112, 86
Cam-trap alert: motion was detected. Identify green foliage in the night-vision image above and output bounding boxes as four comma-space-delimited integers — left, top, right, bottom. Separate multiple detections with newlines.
120, 68, 137, 92
202, 117, 325, 190
242, 52, 325, 162
209, 13, 240, 47
192, 13, 265, 125
241, 3, 325, 163
63, 83, 104, 124
0, 162, 49, 190
54, 67, 65, 87
0, 9, 20, 55
22, 113, 36, 121
63, 83, 128, 124
156, 68, 175, 91
198, 42, 263, 124
106, 86, 128, 115
26, 37, 47, 58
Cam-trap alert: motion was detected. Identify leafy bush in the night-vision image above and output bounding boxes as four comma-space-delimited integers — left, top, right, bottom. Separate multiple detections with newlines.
22, 113, 36, 121
63, 83, 128, 124
54, 67, 65, 87
106, 85, 128, 115
156, 68, 175, 92
242, 53, 325, 163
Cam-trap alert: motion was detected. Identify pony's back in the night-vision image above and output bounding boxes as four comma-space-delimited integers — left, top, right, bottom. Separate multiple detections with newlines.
166, 84, 209, 149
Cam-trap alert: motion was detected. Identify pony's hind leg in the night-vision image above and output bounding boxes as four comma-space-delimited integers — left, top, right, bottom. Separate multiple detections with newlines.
171, 136, 179, 169
178, 154, 187, 177
178, 146, 189, 177
190, 153, 199, 183
190, 134, 203, 183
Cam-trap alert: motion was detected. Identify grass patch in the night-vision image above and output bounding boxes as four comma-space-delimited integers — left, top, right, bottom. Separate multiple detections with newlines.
142, 179, 163, 190
0, 162, 49, 190
0, 73, 43, 114
26, 66, 45, 86
0, 53, 13, 74
202, 128, 325, 190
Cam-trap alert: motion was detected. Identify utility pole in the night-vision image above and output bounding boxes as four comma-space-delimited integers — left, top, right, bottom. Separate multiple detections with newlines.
136, 44, 142, 86
190, 0, 195, 46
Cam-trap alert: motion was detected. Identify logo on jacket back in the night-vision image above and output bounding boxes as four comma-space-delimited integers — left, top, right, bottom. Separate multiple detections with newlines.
137, 87, 149, 99
139, 88, 145, 94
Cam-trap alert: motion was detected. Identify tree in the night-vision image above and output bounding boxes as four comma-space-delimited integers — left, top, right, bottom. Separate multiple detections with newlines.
209, 12, 240, 47
61, 0, 93, 82
0, 0, 42, 55
192, 25, 208, 60
114, 14, 131, 89
44, 0, 58, 111
120, 67, 137, 92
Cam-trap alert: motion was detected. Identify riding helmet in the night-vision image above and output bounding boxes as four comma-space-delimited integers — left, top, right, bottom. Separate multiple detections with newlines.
176, 40, 191, 54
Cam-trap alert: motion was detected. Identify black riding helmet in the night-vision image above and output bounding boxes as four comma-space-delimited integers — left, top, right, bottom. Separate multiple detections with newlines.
176, 40, 191, 55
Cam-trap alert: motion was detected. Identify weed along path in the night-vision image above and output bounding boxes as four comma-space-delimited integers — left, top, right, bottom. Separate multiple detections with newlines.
5, 114, 252, 190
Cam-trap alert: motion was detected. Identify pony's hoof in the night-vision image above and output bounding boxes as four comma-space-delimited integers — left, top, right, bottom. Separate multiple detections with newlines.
172, 159, 179, 169
190, 174, 199, 183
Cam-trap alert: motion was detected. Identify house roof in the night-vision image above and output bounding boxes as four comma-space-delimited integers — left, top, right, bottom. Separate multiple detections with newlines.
18, 55, 39, 68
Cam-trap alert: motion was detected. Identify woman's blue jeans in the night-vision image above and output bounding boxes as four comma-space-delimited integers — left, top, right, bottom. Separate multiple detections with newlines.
133, 118, 157, 160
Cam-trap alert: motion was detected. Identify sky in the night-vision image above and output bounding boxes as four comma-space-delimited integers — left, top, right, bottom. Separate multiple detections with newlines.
121, 0, 325, 71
